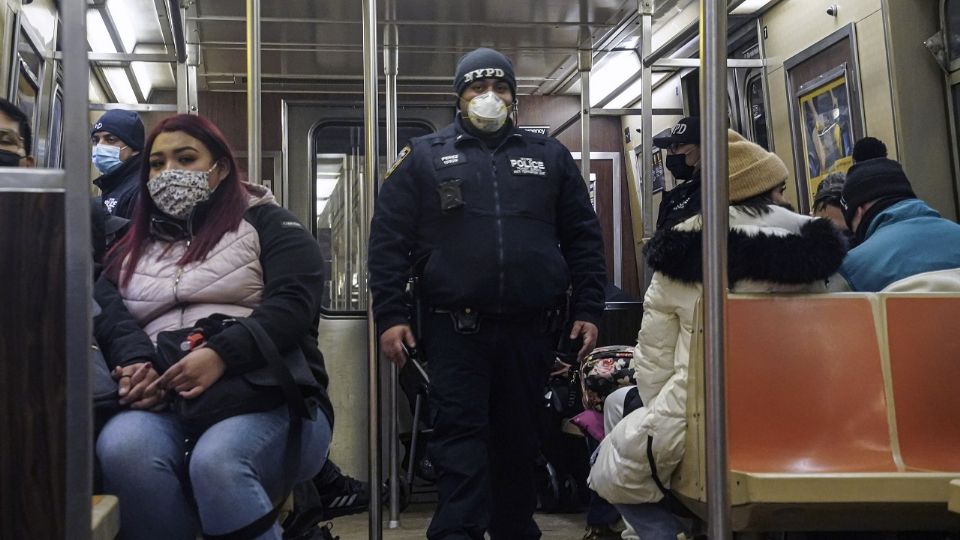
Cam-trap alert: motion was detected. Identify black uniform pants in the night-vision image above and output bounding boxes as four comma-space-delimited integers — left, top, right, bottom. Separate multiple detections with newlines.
423, 311, 556, 540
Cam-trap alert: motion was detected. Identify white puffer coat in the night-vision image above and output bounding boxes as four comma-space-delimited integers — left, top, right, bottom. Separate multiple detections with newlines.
588, 205, 847, 504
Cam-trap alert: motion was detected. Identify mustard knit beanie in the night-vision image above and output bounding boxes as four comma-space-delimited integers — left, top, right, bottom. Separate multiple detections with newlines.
727, 129, 789, 202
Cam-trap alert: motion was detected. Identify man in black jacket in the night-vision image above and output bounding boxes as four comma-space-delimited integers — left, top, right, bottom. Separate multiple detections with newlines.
369, 47, 606, 539
91, 109, 144, 218
652, 116, 701, 231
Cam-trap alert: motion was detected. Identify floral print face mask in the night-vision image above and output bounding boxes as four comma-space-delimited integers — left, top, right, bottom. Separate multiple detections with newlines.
146, 163, 218, 220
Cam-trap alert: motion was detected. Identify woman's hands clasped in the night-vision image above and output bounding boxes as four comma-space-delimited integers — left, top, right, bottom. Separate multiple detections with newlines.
147, 347, 227, 400
113, 362, 165, 410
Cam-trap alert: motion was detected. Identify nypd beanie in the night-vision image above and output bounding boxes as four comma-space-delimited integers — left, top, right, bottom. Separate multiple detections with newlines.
91, 109, 145, 151
453, 48, 517, 97
840, 158, 915, 228
727, 129, 789, 202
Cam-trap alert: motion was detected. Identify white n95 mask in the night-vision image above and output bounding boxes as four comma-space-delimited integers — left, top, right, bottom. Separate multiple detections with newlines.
466, 91, 509, 133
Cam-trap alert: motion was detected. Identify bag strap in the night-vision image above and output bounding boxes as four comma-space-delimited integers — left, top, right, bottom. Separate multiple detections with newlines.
645, 434, 697, 519
234, 317, 315, 421
204, 317, 314, 540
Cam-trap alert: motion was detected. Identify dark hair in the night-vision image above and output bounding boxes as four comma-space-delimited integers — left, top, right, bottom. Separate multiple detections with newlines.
107, 114, 249, 287
812, 172, 846, 213
0, 98, 33, 155
732, 184, 784, 217
852, 137, 887, 162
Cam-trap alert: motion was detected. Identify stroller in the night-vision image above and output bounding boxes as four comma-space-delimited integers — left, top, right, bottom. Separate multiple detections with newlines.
538, 344, 638, 513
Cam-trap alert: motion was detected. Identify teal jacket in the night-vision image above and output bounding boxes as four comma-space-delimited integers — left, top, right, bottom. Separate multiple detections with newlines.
839, 199, 960, 291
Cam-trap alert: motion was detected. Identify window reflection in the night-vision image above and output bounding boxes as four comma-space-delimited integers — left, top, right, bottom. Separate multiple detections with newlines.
313, 122, 432, 312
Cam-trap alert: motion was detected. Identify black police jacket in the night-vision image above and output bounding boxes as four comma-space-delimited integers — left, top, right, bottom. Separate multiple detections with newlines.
93, 154, 143, 219
655, 171, 701, 231
369, 119, 606, 333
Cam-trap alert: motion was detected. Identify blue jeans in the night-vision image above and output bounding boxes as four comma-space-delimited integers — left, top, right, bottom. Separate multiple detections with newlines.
97, 406, 332, 540
615, 502, 686, 540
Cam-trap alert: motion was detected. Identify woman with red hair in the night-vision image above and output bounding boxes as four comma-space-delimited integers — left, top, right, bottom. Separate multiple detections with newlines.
94, 114, 333, 539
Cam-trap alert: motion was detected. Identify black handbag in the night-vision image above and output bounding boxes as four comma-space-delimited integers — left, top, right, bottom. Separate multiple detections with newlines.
155, 314, 316, 435
155, 314, 317, 539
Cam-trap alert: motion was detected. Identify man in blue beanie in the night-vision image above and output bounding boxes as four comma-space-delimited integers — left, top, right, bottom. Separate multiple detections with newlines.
838, 157, 960, 291
369, 47, 606, 539
91, 109, 145, 219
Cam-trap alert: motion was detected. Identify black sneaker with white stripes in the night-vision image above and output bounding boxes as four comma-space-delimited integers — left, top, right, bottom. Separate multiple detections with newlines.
312, 460, 369, 519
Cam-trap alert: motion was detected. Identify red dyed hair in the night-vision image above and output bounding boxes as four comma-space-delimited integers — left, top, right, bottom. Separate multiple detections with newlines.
107, 114, 250, 287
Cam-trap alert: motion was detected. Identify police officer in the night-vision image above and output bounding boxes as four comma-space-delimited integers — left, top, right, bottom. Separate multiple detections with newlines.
91, 109, 145, 218
368, 47, 606, 539
653, 116, 701, 230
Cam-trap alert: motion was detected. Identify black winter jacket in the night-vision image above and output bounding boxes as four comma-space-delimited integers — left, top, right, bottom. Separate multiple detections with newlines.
94, 196, 333, 426
94, 154, 143, 219
368, 119, 607, 332
656, 172, 701, 231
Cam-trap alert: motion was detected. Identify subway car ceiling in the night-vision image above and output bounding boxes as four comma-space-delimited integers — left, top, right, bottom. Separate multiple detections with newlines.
6, 0, 958, 222
10, 0, 776, 103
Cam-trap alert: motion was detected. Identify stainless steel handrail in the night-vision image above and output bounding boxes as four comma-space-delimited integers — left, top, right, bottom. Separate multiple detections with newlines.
579, 48, 592, 184
63, 0, 92, 537
362, 0, 382, 536
701, 0, 731, 538
246, 0, 261, 183
640, 0, 654, 292
383, 20, 401, 530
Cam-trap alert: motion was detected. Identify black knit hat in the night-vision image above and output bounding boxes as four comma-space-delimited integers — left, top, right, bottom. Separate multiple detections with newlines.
840, 158, 915, 228
453, 48, 517, 97
91, 109, 145, 151
851, 136, 888, 163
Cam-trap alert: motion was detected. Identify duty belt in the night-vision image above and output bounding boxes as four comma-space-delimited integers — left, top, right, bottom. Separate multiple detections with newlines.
429, 307, 563, 335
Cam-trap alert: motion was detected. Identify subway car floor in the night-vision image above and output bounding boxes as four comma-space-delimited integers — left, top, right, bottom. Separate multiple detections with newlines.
328, 504, 591, 539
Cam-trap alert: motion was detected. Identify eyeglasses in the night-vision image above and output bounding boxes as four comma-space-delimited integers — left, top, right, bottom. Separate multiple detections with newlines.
0, 128, 24, 149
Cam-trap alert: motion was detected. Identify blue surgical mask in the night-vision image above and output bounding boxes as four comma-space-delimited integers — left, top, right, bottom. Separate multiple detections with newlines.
91, 144, 125, 174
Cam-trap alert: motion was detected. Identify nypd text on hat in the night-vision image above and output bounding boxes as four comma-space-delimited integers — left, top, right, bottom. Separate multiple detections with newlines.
95, 122, 103, 130
510, 157, 546, 177
672, 123, 687, 135
463, 68, 505, 83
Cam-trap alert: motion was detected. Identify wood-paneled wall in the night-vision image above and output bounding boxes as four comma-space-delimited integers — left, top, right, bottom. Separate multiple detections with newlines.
0, 192, 67, 539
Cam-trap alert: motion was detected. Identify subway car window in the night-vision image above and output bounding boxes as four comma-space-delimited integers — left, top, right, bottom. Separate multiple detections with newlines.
747, 75, 769, 150
313, 122, 432, 312
15, 30, 42, 129
949, 0, 960, 63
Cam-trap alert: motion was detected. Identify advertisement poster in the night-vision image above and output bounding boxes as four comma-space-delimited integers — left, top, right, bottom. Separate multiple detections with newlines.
651, 147, 665, 193
798, 70, 855, 204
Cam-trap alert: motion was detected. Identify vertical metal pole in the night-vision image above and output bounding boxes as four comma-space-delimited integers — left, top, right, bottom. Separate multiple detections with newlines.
640, 0, 654, 290
187, 65, 199, 114
63, 0, 92, 537
246, 0, 261, 183
177, 61, 189, 114
362, 0, 382, 536
701, 1, 731, 539
6, 10, 21, 100
578, 48, 592, 183
383, 21, 401, 530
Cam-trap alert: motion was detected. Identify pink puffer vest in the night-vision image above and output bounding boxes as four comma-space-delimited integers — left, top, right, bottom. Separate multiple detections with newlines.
120, 219, 263, 343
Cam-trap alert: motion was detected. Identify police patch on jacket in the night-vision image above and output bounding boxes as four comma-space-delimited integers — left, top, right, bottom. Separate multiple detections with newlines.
385, 145, 411, 179
510, 157, 546, 177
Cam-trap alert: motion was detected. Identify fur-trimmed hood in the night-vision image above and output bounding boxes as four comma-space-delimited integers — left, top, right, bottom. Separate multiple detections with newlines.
644, 205, 848, 285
